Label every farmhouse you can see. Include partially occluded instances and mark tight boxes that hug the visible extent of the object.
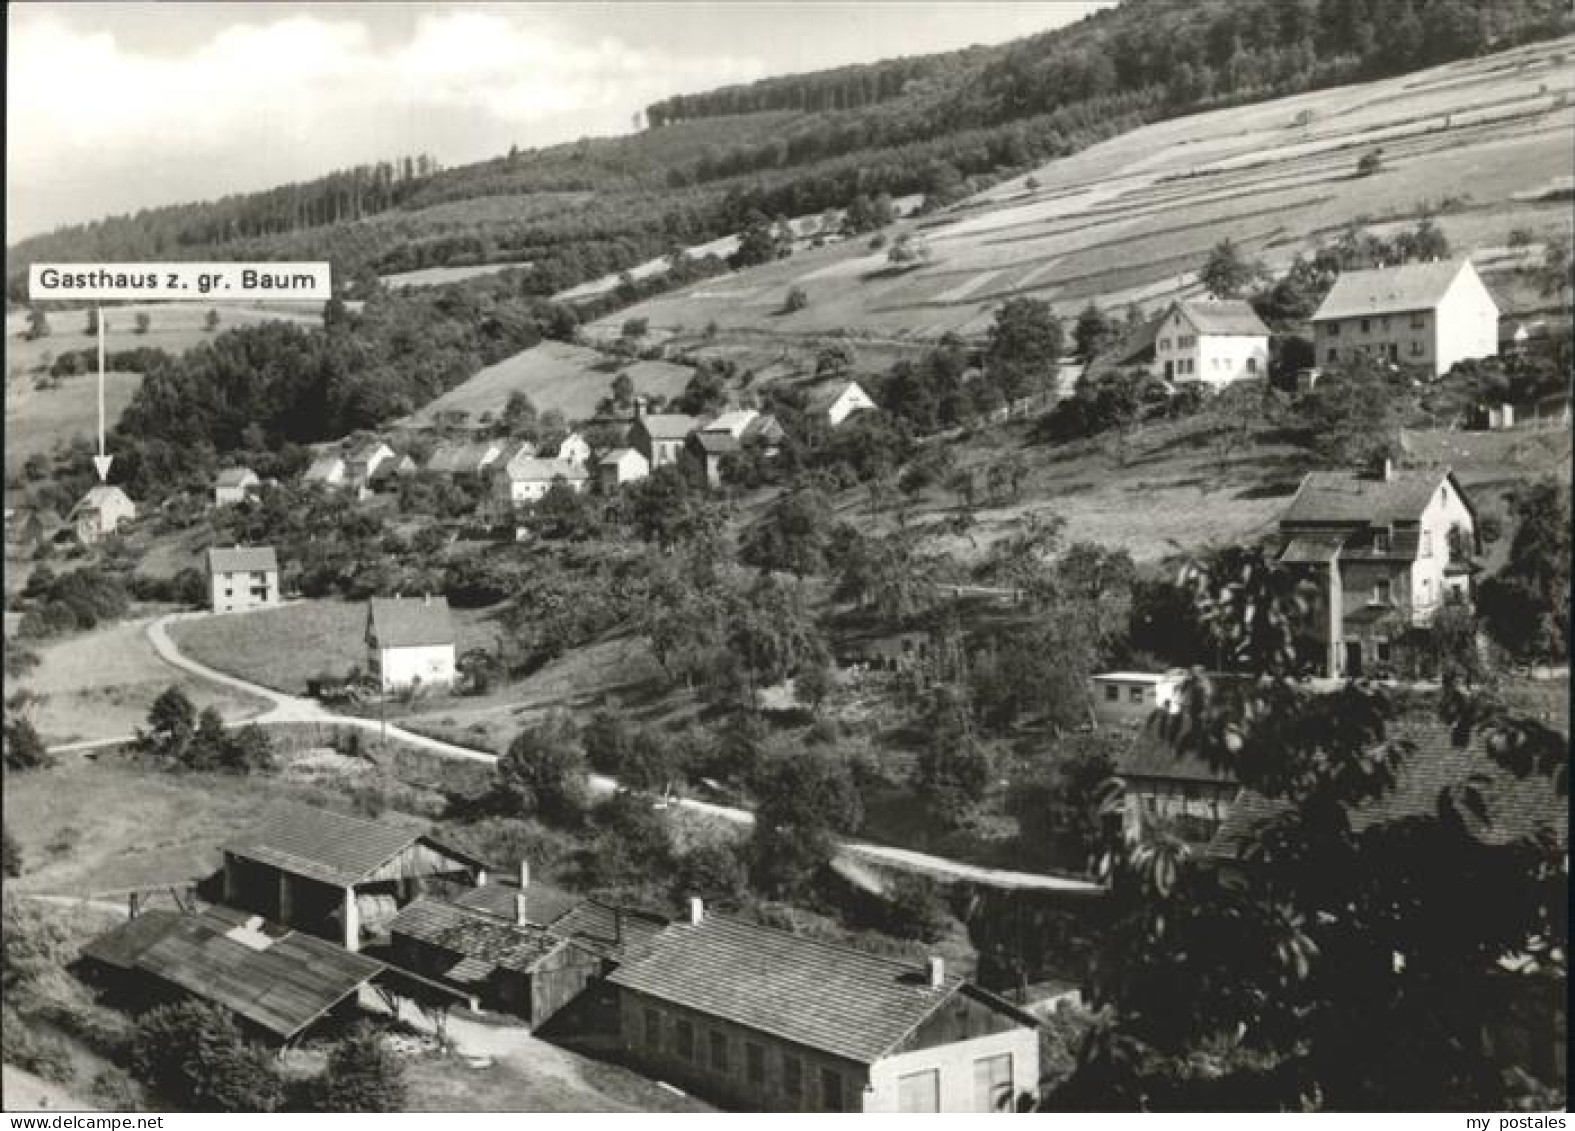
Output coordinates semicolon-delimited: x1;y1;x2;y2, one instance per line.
302;454;346;487
1114;729;1238;846
1277;461;1476;677
366;594;458;693
213;467;260;506
346;441;396;487
608;901;1040;1112
598;447;651;489
205;544;281;614
810;380;876;427
491;456;591;511
79;905;385;1045
1310;258;1499;377
1090;670;1185;728
555;431;592;466
68;484;136;544
221;802;487;952
1151;299;1270;386
684;430;739;488
630;413;700;470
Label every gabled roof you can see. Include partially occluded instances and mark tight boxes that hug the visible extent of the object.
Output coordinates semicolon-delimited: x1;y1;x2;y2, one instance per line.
687;431;740;455
1116;727;1239;786
368;596;455;650
703;409;758;437
303;455;345;479
1172;299;1270;337
69;485;134;517
388;898;569;976
207;545;278;574
1280;466;1466;528
424;442;469;473
633;413;699;440
123;907;385;1041
496;456;589;483
1212;718;1568;857
223;802;478;886
453;880;584;928
1311;259;1482;322
215;468;257;488
550;901;668;964
1086;315;1161;379
808;380;872;414
608;914;1005;1065
349;440;394;463
598;447;646;467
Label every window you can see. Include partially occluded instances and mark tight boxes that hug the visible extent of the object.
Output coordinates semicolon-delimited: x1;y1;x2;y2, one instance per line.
643;1007;661;1049
1326;320;1340;337
821;1068;845;1112
1159;337;1171;351
783;1054;803;1099
1247;357;1258;373
1104;684;1119;702
898;1069;941;1113
1376;638;1393;664
1360;318;1371;333
1327;347;1338;363
1372;579;1392;606
1410;312;1425;329
1421;531;1433;558
1374;527;1391;553
745;1042;765;1086
1129;686;1145;704
675;1018;695;1061
1380;316;1391;330
973;1053;1014;1112
1409;340;1423;356
709;1030;728;1074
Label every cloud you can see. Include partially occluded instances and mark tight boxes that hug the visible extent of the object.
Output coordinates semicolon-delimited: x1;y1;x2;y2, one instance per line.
6;8;766;236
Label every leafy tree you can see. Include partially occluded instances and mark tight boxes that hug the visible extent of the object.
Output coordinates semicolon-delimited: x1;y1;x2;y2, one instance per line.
721;573;830;708
814;342;857;380
306;1025;407;1112
2;828;21;877
1073;301;1116;361
204;308;220;332
492;712;588;823
24;307;49;340
986;298;1063;401
730;212;780;268
917;683;994;822
2;715;51;771
585;791;672;891
782;285;809;313
1356;148;1384;176
887;233;931;266
137;686;197;762
610;372;635;408
739;488;833;576
749;752;862;897
620;317;649;342
1477;477;1570;664
1199;238;1259;299
1300;356;1412;466
134;312;151;335
673;841;748;905
130;1002;283;1112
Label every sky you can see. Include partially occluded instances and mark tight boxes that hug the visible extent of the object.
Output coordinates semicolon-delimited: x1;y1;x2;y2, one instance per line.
6;2;1110;241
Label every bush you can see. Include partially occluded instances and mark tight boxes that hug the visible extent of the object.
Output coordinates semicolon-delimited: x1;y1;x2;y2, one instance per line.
304;1025;407;1112
782;286;809;313
490;711;588;824
91;1066;145;1109
1356;149;1384;176
3;828;21;877
3;715;52;771
1;1008;75;1084
130;1001;284;1112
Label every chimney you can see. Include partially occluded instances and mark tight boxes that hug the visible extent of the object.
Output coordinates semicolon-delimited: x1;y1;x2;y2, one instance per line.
1381;456;1394;482
927;956;945;989
515;890;528;928
633;395;648;419
614;906;624;947
688;897;704;926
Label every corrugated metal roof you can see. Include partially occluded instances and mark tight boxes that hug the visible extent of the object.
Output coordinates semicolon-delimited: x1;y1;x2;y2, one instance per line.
388;899;566;975
1311;259;1478;321
608;915;969;1064
223;803;473;886
368;596;454;650
78;910;184;970
1175;299;1270;337
132;909;384;1040
206;545;278;574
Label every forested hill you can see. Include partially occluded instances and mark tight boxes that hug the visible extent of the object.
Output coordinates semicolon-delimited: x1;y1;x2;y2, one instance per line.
9;0;1571;302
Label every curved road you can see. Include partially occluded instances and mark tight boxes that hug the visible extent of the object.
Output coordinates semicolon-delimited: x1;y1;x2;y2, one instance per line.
58;612;1102;895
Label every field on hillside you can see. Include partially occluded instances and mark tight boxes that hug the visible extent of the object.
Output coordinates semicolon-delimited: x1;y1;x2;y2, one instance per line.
380;259;534;289
16;616;271;746
168;599;501;694
4;368;141;475
593;38;1575;348
402;339;694;428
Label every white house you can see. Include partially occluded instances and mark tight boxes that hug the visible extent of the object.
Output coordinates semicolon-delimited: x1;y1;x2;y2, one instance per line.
702;409;759;439
1090;671;1186;728
214;467;260;507
206;545;281;614
1310;258;1499;378
811;380;877;427
598;447;650;490
347;441;396;487
1151;300;1270;387
366;596;457;694
629;413;700;470
490;457;591;513
555;432;592;467
303;455;346;488
68;485;136;544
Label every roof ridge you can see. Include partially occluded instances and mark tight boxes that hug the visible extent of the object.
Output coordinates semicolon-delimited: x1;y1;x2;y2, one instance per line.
685;912;956;979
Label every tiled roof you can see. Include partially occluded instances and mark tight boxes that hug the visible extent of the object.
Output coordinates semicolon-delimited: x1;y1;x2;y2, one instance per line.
303;456;344;480
1116;727;1239;786
688;431;740;455
496;457;589;483
1312;259;1480;321
598;447;643;466
1279;467;1462;527
1086;315;1161;378
809;381;871;414
130;908;384;1041
453;880;584;928
1279;533;1349;564
703;410;758;437
634;413;699;440
550;901;667;964
206;545;278;574
608;915;972;1064
215;468;256;488
368;596;454;649
1175;299;1270;337
388;898;567;975
69;485;134;517
1211;718;1569;857
223;802;474;886
78;910;185;970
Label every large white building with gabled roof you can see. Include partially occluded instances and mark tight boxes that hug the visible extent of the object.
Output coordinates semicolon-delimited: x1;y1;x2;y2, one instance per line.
1151;299;1271;387
1310;258;1499;377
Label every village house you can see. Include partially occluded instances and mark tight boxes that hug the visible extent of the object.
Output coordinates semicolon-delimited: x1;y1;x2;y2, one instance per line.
68;484;136;544
220;803;487;952
1310;258;1499;377
1114;729;1239;846
457;438;507;478
78;904;386;1046
555;431;592;466
810;380;877;428
205;544;281;614
490;456;591;514
598;447;651;490
213;467;260;506
366;594;458;693
702;409;759;439
346;441;396;488
1090;670;1186;728
607;901;1041;1112
684;430;739;488
370;453;419;486
705;409;786;454
1150;299;1270;386
302;454;347;488
424;440;472;477
1277;461;1477;677
630;412;700;470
